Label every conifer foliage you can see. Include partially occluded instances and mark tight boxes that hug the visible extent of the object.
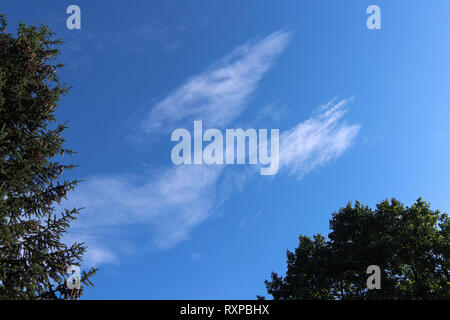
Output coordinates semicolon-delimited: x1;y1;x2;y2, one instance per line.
0;14;96;299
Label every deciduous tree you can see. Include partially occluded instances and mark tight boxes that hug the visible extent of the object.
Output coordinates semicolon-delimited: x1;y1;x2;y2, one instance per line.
264;198;449;300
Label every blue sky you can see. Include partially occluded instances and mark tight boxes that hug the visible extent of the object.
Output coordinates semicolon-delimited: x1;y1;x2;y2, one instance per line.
2;0;450;299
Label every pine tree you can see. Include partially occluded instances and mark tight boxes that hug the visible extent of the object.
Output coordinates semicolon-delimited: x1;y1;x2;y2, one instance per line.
0;14;96;299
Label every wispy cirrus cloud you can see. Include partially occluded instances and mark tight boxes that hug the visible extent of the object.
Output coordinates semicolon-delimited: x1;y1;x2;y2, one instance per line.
63;29;361;267
68;99;360;266
141;29;292;134
280;98;361;178
67;165;223;250
65;29;294;265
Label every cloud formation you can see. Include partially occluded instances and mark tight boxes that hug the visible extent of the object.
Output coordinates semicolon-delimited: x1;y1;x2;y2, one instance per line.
67;99;360;266
66;165;223;253
140;29;292;134
64;30;295;265
280;99;361;178
62;29;360;267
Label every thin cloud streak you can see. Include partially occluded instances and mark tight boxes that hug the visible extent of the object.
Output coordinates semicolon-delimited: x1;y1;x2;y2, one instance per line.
280;99;361;178
65;166;223;252
63;30;294;264
66;98;360;266
140;29;292;134
61;28;360;266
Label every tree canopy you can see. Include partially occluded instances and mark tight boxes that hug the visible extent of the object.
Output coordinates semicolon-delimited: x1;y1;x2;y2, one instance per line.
264;198;449;300
0;14;96;299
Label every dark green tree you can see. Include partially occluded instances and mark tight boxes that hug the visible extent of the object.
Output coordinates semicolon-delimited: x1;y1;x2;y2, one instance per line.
264;198;449;300
0;14;96;299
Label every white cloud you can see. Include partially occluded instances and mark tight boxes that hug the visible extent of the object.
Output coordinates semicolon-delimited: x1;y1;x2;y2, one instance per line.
63;233;118;267
280;98;361;178
83;246;118;267
65;165;223;250
63;30;294;263
140;29;292;134
61;28;361;268
65;98;360;262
